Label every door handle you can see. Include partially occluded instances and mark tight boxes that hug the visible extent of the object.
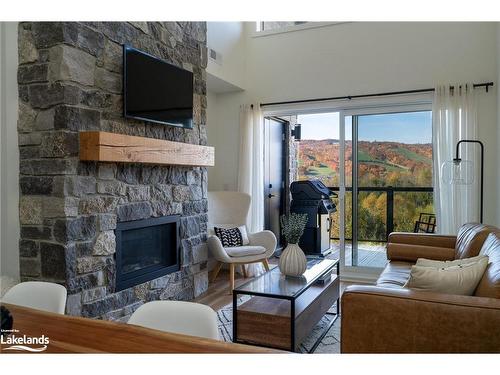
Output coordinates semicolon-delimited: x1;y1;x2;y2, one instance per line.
268;193;276;198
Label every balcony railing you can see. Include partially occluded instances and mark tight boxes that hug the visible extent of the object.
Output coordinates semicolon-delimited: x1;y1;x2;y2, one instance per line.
328;186;434;243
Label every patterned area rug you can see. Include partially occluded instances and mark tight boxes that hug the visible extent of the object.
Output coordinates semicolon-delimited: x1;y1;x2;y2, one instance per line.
217;297;341;353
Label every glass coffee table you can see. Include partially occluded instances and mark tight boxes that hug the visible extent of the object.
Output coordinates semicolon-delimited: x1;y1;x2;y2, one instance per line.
233;258;340;352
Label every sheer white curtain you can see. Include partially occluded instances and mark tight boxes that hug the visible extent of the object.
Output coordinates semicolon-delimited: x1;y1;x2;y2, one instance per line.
237;104;265;277
237;104;265;233
433;83;480;235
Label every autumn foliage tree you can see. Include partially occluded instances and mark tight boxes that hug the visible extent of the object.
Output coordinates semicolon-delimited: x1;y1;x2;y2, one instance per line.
297;139;435;242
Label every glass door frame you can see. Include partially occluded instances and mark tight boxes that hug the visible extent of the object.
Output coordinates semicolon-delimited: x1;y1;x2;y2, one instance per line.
262;94;433;281
340;103;432;277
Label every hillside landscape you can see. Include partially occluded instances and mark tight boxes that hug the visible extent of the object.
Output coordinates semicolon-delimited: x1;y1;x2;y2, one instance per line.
298;139;433;187
296;139;435;241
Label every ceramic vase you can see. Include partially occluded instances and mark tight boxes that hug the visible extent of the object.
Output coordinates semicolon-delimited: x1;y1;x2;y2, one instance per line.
279;243;307;277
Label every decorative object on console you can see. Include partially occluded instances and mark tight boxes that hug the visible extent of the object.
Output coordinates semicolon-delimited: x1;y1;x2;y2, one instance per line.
279;213;308;277
279;243;308;277
441;139;484;223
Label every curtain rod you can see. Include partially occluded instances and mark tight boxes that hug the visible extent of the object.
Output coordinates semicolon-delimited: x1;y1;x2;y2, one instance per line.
259;82;494;107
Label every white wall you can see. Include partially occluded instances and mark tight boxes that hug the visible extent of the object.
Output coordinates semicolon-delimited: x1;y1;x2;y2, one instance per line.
246;22;497;101
206;89;247;191
206;22;247;89
0;22;20;279
207;90;247;191
207;22;500;226
206;22;249;191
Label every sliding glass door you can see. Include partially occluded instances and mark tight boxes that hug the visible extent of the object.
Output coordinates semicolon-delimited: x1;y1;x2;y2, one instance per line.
343;108;434;269
277;103;433;275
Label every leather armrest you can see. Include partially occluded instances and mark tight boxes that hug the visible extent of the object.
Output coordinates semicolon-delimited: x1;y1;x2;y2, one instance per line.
341;285;500;353
386;243;456;262
388;232;456;248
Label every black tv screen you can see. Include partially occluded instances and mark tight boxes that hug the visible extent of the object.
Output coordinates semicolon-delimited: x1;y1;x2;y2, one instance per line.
123;46;193;128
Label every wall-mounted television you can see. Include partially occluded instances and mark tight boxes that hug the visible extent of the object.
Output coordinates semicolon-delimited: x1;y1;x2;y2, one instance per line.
123;45;193;128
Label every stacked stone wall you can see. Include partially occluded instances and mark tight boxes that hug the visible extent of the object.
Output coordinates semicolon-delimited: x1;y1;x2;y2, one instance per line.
17;22;209;320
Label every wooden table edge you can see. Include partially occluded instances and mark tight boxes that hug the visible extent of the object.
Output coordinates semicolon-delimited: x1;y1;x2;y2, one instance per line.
0;303;284;354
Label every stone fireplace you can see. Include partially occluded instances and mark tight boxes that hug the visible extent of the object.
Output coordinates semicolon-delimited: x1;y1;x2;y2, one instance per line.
17;22;209;320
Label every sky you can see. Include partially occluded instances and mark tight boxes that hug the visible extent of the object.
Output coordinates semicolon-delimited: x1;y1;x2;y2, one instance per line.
297;111;432;144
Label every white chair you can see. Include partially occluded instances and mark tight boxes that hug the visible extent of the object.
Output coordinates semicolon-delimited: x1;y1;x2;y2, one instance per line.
207;191;277;292
2;281;67;314
127;301;219;340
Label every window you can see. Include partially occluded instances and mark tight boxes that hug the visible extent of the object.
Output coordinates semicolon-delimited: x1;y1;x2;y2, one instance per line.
296;112;340;187
256;21;307;32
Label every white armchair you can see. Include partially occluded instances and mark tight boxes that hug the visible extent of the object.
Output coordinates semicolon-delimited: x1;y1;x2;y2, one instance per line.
207;191;277;292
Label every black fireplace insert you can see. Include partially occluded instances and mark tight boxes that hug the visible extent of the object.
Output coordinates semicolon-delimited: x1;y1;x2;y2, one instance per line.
115;215;180;291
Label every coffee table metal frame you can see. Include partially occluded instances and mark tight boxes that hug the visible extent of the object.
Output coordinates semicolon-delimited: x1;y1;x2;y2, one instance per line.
232;258;340;353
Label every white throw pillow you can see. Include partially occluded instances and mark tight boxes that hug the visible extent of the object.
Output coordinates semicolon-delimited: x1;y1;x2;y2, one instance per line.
405;256;489;296
238;225;250;245
415;254;486;268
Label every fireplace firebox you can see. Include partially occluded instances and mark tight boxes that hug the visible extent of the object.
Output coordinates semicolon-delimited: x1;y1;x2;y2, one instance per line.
115;215;180;291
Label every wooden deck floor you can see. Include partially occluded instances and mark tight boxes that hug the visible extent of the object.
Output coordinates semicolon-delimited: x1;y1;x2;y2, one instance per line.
331;242;388;268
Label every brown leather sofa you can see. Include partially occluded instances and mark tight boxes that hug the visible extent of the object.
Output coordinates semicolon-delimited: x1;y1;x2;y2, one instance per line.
341;223;500;353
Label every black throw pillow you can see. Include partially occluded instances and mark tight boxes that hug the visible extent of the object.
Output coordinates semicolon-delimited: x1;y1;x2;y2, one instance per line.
214;227;244;247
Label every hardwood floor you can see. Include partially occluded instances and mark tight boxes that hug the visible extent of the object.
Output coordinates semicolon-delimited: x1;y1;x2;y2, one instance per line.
194;267;255;311
194;258;356;311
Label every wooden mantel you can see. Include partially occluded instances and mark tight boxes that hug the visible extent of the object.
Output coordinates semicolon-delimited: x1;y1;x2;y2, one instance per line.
79;131;215;167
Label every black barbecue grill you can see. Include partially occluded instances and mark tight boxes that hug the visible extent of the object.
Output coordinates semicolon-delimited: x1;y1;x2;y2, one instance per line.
290;180;337;256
